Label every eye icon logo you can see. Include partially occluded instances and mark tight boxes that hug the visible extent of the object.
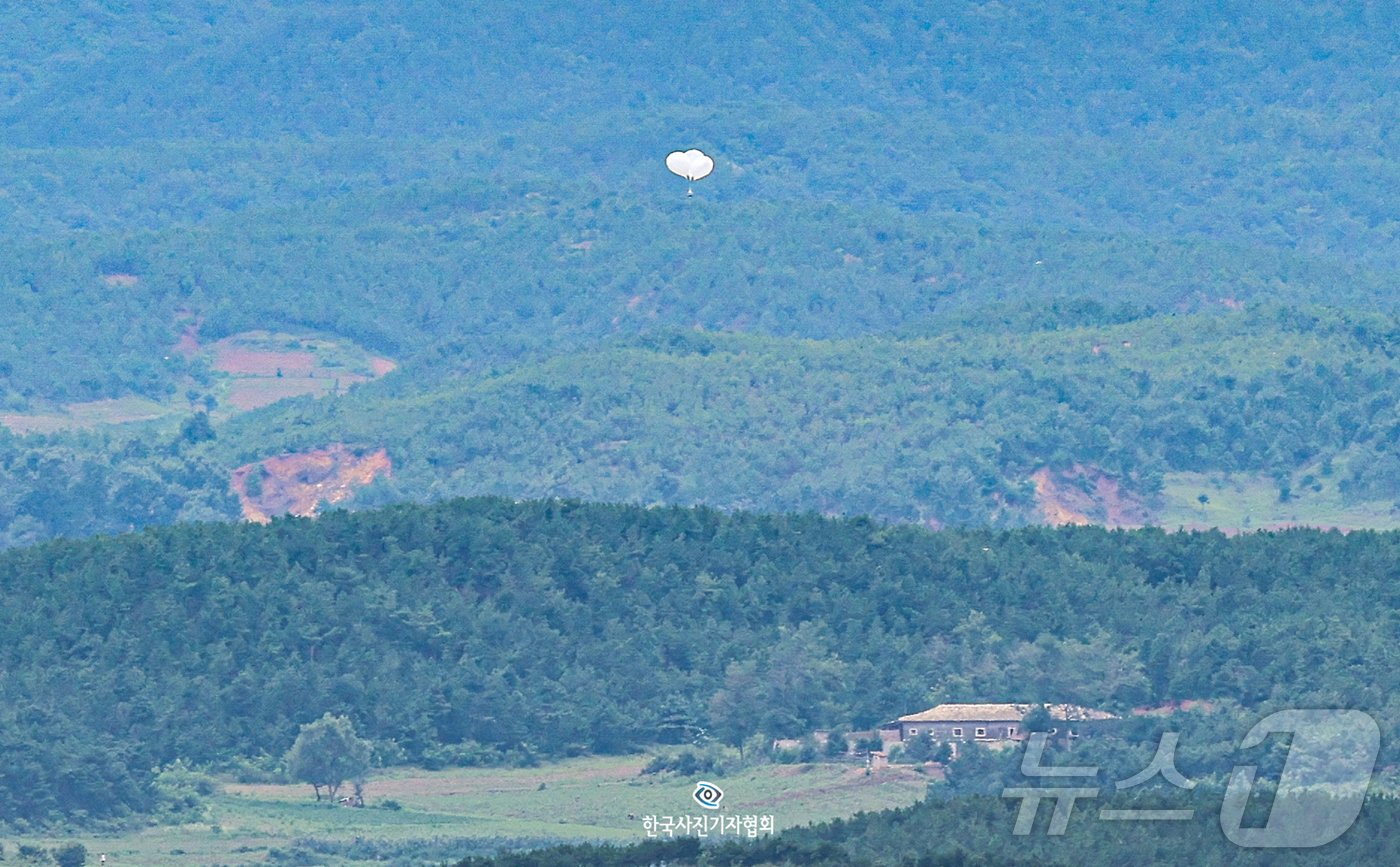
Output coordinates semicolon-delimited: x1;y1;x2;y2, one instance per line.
692;780;724;810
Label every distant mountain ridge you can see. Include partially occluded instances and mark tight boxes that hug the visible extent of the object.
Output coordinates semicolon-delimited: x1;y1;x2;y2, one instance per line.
3;1;1400;406
3;304;1398;546
216;305;1400;530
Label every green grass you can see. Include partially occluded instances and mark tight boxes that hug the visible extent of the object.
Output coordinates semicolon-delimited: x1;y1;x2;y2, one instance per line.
0;328;395;433
1158;467;1400;532
0;395;171;435
12;756;928;866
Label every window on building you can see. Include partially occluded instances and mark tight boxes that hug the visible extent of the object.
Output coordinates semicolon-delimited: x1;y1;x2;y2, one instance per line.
975;727;987;738
952;727;963;737
908;728;918;736
1007;726;1017;737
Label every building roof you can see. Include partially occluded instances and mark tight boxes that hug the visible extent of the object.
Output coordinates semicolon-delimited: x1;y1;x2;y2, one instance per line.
895;702;1118;724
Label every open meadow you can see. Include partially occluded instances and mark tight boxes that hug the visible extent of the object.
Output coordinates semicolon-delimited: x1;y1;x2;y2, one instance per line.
12;756;929;866
1158;469;1400;532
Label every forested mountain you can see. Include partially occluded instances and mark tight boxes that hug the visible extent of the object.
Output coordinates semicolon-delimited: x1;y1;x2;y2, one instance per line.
4;1;1400;548
223;305;1400;526
5;496;1400;825
5;4;1400;863
4;1;1400;407
0;423;236;548
5;304;1399;546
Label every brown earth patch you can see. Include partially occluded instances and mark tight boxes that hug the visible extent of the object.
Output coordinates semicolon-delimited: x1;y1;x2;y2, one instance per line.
1031;464;1149;528
173;309;203;358
200;330;397;411
231;445;391;523
1031;468;1092;526
213;342;318;377
101;273;139;288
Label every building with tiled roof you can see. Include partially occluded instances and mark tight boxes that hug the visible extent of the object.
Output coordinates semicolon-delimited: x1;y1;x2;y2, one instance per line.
882;702;1117;743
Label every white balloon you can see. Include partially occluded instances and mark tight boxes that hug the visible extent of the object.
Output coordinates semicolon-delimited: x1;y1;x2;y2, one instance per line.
666;149;715;182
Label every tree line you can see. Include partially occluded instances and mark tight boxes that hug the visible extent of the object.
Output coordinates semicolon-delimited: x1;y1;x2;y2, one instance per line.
2;495;1400;825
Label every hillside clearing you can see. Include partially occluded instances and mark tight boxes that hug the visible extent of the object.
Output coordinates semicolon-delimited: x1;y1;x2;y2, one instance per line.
14;757;928;866
0;329;396;434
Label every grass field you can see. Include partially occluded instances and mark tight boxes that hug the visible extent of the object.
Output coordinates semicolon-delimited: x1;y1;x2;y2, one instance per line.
11;756;930;866
0;396;172;435
0;329;397;434
211;330;395;412
1158;469;1400;532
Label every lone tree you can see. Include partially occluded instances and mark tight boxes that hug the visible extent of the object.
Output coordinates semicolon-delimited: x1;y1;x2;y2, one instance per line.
54;844;87;867
1021;705;1055;734
285;713;372;802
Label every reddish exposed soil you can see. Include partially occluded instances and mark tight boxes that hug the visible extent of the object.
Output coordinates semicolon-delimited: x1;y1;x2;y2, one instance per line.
1031;464;1149;528
173;309;204;358
213;342;318;377
174;326;201;358
231;445;391;523
218;346;385;410
191;328;397;411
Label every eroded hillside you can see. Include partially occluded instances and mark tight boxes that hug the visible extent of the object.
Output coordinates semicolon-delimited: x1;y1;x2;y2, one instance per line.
231;445;391;523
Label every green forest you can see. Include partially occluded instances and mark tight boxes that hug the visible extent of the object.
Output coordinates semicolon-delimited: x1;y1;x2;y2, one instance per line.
4;496;1400;831
4;1;1400;545
221;305;1400;525
7;304;1400;545
3;2;1400;864
3;0;1400;408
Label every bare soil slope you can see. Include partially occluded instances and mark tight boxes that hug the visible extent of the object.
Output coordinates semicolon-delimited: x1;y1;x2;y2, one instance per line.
231;445;391;523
